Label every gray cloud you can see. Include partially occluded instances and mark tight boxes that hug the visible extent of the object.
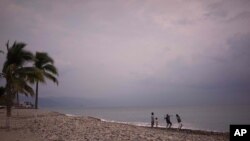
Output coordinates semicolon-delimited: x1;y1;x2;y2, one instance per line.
0;0;250;106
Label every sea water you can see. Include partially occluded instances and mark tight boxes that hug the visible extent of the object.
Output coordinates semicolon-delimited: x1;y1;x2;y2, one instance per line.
44;104;250;132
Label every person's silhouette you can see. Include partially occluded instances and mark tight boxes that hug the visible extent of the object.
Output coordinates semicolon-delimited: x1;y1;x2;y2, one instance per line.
164;114;172;128
151;112;154;128
176;114;183;129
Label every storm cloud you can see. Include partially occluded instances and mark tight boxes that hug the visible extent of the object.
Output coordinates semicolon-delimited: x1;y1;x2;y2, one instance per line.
0;0;250;107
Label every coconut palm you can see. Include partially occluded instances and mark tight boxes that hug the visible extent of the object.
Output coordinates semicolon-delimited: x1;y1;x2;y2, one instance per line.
0;86;5;104
34;52;58;109
1;41;44;127
0;87;4;95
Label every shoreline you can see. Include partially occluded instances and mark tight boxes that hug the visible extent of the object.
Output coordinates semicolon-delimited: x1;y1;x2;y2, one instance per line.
87;115;228;135
0;109;229;141
65;113;228;134
99;117;228;134
43;106;234;133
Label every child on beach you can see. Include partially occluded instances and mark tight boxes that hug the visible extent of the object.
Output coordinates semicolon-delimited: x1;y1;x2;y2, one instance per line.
176;114;183;129
164;114;172;128
155;117;158;127
151;112;154;128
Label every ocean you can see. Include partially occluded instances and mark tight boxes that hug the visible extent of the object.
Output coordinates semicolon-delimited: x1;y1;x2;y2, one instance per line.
44;104;250;132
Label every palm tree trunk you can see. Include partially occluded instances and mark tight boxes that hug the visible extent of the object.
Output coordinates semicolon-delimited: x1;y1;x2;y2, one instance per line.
6;104;11;117
16;92;19;105
35;81;39;109
6;90;12;128
6;104;11;128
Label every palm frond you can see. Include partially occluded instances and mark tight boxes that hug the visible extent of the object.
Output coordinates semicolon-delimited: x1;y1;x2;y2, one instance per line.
35;52;54;68
34;51;58;84
12;79;25;93
43;64;58;75
16;67;45;83
44;72;58;85
0;72;5;78
3;41;34;72
23;84;35;97
6;40;9;50
8;68;35;97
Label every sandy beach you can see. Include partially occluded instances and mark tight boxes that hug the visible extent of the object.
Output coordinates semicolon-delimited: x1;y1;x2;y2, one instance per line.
0;109;229;141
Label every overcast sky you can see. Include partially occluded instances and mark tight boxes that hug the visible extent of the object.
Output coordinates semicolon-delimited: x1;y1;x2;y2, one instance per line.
0;0;250;106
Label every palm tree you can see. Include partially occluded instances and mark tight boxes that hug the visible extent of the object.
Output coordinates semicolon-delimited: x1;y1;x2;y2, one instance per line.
0;86;5;105
34;52;58;109
1;41;44;127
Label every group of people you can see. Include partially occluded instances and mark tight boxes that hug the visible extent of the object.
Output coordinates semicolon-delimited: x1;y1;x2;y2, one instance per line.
151;112;183;129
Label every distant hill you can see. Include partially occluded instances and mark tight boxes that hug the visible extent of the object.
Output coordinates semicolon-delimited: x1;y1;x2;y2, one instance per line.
15;96;96;108
39;97;97;108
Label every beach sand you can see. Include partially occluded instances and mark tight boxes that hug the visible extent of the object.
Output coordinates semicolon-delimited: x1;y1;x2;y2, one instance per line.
0;109;229;141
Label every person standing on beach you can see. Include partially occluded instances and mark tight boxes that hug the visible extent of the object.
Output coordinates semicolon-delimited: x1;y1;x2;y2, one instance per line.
176;114;183;129
164;114;172;128
151;112;154;128
155;117;158;127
